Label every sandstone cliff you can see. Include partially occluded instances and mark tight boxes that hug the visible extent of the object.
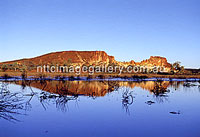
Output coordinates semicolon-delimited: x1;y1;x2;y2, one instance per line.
0;51;172;71
0;51;115;66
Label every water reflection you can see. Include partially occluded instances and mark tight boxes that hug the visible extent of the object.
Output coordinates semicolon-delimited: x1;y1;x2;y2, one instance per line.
1;80;200;137
13;80;120;97
0;83;25;122
0;80;190;121
8;80;183;96
121;87;134;115
39;91;78;112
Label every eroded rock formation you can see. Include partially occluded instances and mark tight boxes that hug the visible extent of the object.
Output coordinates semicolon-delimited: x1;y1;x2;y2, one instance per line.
0;51;172;72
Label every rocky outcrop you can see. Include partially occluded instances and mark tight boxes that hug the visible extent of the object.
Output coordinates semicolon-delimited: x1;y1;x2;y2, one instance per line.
116;56;171;71
1;51;115;65
0;51;172;72
138;56;172;72
139;56;171;67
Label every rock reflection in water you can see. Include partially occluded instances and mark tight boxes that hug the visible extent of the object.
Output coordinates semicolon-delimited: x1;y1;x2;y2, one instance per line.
0;80;184;121
13;80;120;97
9;80;183;97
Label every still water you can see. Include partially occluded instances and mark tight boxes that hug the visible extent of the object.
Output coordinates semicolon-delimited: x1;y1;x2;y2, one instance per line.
0;80;200;137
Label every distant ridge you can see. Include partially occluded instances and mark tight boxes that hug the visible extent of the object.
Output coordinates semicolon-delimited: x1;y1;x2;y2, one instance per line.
0;51;172;71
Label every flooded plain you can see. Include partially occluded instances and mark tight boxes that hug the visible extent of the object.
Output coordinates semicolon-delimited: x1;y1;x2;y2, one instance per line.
0;80;200;137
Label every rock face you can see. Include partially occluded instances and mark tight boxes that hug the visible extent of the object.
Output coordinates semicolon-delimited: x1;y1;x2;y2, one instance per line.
1;51;116;66
0;51;172;72
137;56;172;71
116;56;172;72
139;56;171;67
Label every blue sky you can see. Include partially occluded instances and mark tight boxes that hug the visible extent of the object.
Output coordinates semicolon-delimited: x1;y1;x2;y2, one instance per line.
0;0;199;68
